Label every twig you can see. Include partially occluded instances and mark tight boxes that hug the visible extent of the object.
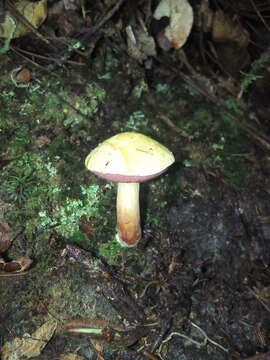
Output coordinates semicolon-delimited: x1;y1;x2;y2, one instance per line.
11;45;86;67
162;321;228;352
178;49;198;77
248;287;270;313
20;0;127;77
159;115;193;140
80;0;127;43
249;0;270;32
191;322;228;352
29;77;95;124
139;280;160;298
10;45;43;68
0;271;29;277
81;0;127;58
156;57;270;152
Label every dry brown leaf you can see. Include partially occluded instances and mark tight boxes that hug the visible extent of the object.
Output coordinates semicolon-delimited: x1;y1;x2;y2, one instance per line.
32;135;51;149
1;320;58;360
245;352;270;360
126;25;156;62
154;0;194;49
0;221;13;253
0;0;47;39
0;255;33;272
212;10;249;48
0;156;12;170
15;68;31;83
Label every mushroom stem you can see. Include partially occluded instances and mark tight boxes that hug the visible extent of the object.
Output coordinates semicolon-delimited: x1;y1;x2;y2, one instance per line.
116;182;141;247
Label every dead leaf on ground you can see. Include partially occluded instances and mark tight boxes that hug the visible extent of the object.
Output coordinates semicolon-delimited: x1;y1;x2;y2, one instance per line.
56;10;84;37
153;0;194;50
0;320;58;360
0;0;47;39
32;135;51;149
209;10;250;75
14;68;31;83
0;221;13;253
126;25;156;62
0;156;12;169
212;10;249;48
80;222;96;237
0;255;33;272
245;352;270;360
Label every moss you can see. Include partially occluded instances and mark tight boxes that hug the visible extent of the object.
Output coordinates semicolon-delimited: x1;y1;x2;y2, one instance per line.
98;238;122;262
0;56;255;265
0;75;112;255
47;136;74;159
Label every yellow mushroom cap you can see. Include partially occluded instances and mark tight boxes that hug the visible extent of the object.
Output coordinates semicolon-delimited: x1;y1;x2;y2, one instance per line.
85;132;175;182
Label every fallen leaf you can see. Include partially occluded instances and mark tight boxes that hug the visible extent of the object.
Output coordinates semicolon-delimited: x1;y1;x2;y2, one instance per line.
0;255;33;272
126;25;156;62
245;352;270;360
1;320;58;360
212;10;249;48
0;0;47;39
80;222;96;237
154;0;194;49
0;156;12;169
32;135;51;149
210;10;250;76
0;221;13;253
15;68;31;83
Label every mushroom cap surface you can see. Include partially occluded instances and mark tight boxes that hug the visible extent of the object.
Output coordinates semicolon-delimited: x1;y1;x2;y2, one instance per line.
85;132;175;182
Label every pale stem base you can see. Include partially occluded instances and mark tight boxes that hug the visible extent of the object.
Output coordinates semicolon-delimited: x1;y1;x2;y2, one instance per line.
116;182;141;247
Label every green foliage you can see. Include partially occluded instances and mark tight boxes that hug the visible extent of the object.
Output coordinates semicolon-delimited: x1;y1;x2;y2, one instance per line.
98;238;121;261
182;108;216;139
239;73;259;96
212;136;225;151
0;90;18;133
47;136;74;159
97;73;112;80
25;78;106;135
9;129;32;154
223;98;244;116
219;98;243;135
105;54;120;70
72;41;85;50
251;50;270;73
96;54;120;80
132;79;148;98
0;89;15;99
61;84;105;136
194;109;213;123
155;83;169;93
145;212;162;227
5;166;37;204
126;111;148;131
1;148;113;244
239;49;270;96
38;185;103;239
1;152;57;204
0;75;113;255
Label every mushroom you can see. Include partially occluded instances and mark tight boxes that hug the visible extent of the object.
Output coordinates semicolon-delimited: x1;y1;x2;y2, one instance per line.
85;132;175;247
